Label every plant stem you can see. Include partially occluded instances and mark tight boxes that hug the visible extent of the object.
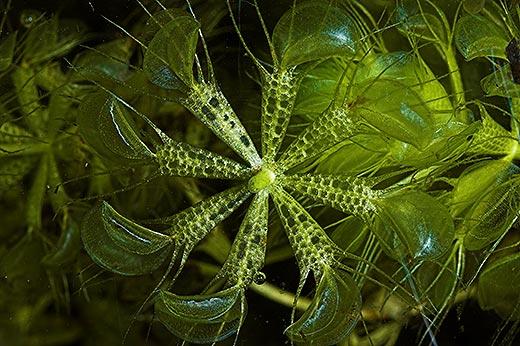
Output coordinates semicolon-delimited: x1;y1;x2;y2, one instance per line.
250;282;311;311
444;46;470;124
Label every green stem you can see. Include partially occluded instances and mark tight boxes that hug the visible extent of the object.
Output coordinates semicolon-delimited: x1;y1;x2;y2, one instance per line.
250;282;311;311
444;46;470;124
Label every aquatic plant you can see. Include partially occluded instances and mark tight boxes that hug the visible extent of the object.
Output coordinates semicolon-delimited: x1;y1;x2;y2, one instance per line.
1;0;520;345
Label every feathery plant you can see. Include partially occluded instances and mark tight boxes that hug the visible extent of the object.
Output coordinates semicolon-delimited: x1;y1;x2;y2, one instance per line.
1;0;520;345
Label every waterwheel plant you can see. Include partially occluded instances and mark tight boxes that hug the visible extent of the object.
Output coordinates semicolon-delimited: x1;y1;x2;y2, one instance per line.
1;0;520;345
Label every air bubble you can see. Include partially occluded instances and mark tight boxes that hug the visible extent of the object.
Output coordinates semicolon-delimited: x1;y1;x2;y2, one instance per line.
253;271;266;285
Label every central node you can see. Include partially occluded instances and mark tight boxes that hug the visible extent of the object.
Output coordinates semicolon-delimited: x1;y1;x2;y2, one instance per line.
248;167;277;192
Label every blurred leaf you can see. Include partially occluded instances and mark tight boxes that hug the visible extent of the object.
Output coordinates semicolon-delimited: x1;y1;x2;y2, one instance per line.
478;252;520;319
416;255;457;310
463;0;486;14
42;220;81;268
0;32;16;71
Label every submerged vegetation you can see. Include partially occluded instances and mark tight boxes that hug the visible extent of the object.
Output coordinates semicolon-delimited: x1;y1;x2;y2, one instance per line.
1;0;520;345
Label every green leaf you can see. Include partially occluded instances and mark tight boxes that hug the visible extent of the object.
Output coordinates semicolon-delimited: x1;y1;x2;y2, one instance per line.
355;52;453;116
317;134;388;176
468;103;518;156
374;191;455;260
272;186;338;272
331;216;368;253
478;252;520;320
155;136;251;179
455;14;509;60
463;177;520;250
278;106;360;170
158;185;251;270
81;203;171;275
22;17;87;64
99;202;172;255
184;83;261;167
260;69;299;163
272;2;359;67
462;0;486;14
451;160;519;217
481;64;520;98
416;255;457;310
354;79;434;149
285;267;361;345
72;39;132;81
0;33;16;71
143;14;199;88
77;92;154;165
217;190;269;285
394;0;447;43
155;286;244;343
281;173;377;222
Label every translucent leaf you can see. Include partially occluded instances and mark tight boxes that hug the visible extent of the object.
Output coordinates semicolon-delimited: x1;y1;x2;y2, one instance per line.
355;52;453;116
77;92;154;165
399;13;446;43
72;39;132;81
272;2;359;67
99;202;172;255
143;14;199;88
463;177;520;250
478;252;520;320
155;136;251;179
271;186;337;271
354;79;434;149
285;267;361;345
463;0;486;14
218;190;269;285
394;0;447;43
455;15;509;60
155;286;244;343
184;83;261;166
317;134;388;175
260;69;299;163
81;203;171;276
279;107;360;170
388;120;476;168
416;255;458;310
451;160;519;217
293;58;352;116
331;216;368;253
22;17;87;64
281;173;377;221
374;191;455;260
481;64;520;98
0;33;16;71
